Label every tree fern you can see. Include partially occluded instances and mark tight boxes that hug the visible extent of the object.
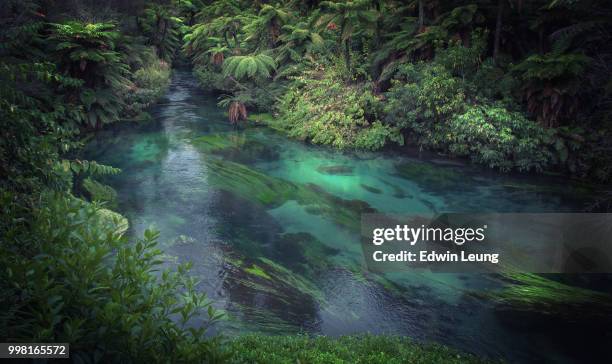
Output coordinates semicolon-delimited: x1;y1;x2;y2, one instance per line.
222;53;276;79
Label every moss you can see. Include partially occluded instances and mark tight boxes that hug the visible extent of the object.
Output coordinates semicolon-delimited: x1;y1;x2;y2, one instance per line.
226;334;491;364
245;264;272;280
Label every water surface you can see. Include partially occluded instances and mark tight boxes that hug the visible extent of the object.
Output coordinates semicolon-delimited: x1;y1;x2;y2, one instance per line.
84;72;601;363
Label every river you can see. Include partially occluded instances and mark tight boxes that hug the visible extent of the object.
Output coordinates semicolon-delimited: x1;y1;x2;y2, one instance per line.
83;71;604;363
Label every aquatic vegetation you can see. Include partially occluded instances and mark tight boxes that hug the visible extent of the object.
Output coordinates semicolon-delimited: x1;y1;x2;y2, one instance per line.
221;254;325;323
129;134;169;163
192;133;279;163
317;165;354;176
245;264;272;280
226;334;490;364
360;183;383;194
489;272;612;325
270;232;339;273
203;158;375;230
394;161;474;193
378;179;411;199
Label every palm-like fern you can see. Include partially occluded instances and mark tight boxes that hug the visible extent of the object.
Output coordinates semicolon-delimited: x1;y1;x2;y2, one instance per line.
48;21;130;128
514;52;590;127
276;19;325;64
319;0;378;72
244;4;291;48
222;53;277;79
139;4;183;63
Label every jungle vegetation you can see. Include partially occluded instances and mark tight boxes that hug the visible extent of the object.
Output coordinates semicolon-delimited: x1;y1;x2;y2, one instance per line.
186;0;612;180
1;0;611;362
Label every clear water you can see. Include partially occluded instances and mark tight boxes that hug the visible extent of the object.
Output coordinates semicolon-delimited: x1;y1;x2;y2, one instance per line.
83;72;604;363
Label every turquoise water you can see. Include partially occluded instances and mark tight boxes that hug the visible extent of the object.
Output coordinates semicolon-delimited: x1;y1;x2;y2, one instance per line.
83;72;603;363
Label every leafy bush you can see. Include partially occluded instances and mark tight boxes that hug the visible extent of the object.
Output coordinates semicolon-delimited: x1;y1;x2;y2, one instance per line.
194;64;230;91
126;56;172;116
384;63;553;172
278;67;402;150
384;62;466;136
445;104;552;172
0;192;224;363
434;29;487;81
82;177;118;209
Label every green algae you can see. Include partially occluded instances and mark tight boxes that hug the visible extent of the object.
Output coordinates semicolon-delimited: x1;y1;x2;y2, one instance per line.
191;133;232;153
270;232;339;273
316;165;354;176
245;264;272;280
192;133;279;163
394;161;473;192
202;158;376;230
488;272;612;324
360;183;382;194
257;257;325;304
379;179;412;199
129;134;169;163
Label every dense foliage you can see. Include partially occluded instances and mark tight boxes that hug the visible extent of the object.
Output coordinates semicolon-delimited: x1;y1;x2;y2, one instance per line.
0;1;222;362
185;0;612;181
2;0;611;362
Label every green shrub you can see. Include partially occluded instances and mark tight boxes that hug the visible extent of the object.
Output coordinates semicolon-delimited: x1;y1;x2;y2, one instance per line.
194;64;231;91
384;62;553;172
126;57;172;115
384;62;466;131
82;177;118;209
0;192;224;363
445;104;552;172
278;67;402;150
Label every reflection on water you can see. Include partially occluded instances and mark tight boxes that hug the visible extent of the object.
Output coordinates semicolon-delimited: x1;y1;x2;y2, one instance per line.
83;72;605;363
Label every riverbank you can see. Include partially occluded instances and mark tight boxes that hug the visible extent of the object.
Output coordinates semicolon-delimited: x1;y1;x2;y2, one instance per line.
226;335;491;363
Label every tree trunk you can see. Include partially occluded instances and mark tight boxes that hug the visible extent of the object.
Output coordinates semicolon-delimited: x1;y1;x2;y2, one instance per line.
493;0;504;63
418;0;425;31
344;38;351;74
